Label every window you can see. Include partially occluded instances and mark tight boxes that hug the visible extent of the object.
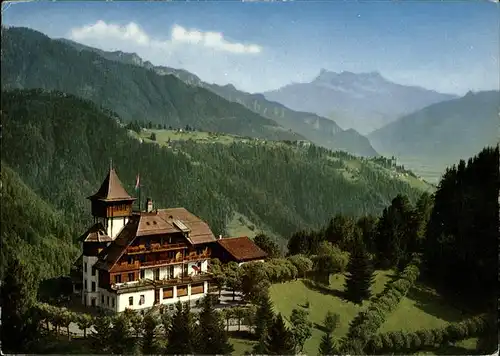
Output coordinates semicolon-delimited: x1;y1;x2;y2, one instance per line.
107;296;110;306
140;270;145;279
101;295;104;304
139;295;145;305
84;262;88;273
128;256;134;264
112;298;115;308
91;267;96;276
115;275;122;284
128;272;134;282
91;282;96;292
129;296;133;306
84;279;87;290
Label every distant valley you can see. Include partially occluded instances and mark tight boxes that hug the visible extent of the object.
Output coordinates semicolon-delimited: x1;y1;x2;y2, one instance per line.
263;69;456;134
368;90;499;181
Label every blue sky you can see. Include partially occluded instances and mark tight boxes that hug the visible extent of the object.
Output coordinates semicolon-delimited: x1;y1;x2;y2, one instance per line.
3;1;499;94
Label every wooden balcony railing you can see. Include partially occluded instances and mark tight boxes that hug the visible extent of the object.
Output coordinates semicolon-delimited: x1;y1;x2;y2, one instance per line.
152;273;213;287
140;253;210;268
111;261;140;272
126;242;188;255
111;273;213;291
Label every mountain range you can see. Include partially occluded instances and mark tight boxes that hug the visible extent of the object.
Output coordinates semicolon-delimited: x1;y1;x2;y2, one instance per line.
263;69;457;134
0;27;377;157
368;90;499;170
57;37;378;157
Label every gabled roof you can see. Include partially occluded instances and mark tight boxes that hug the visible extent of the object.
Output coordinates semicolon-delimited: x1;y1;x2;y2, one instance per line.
94;216;140;271
93;208;216;271
157;208;216;245
88;168;136;202
79;222;112;243
217;236;268;262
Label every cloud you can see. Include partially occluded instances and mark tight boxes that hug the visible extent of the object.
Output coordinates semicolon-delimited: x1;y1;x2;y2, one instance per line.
170;25;261;54
70;20;261;54
71;21;150;46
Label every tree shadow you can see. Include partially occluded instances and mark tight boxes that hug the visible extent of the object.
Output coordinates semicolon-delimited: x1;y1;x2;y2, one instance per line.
228;330;255;340
406;284;468;323
301;279;346;300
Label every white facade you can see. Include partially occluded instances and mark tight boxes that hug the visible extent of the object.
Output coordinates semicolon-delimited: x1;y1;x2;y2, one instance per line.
95;216;129;240
83;258;211;313
109;280;209;313
82;255;100;306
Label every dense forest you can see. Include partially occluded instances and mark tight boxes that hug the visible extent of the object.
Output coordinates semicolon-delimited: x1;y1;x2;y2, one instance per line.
287;145;499;309
0;165;79;281
1;89;428;280
0;27;302;142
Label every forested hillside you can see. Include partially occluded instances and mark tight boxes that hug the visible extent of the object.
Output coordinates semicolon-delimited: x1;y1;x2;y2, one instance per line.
1;89;427;244
0;27;302;142
0;164;79;280
58;37;379;157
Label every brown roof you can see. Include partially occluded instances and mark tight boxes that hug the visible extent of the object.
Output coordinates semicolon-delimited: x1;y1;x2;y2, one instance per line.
135;212;180;236
79;223;113;243
94;216;140;271
94;208;215;271
88;168;136;202
156;208;216;244
217;236;268;262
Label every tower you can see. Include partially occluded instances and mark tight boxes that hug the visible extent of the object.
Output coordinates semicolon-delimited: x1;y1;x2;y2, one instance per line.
81;166;136;307
87;167;136;239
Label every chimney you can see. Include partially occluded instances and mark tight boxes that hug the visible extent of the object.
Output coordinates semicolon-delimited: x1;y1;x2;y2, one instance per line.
218;235;222;240
146;198;153;213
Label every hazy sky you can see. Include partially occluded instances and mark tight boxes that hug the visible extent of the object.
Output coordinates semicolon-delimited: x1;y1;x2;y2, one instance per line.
3;1;499;95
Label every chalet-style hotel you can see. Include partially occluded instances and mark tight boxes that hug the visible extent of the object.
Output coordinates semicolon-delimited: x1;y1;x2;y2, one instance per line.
78;167;267;312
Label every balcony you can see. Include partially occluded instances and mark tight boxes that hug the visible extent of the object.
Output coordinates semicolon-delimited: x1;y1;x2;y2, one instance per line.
111;261;140;272
140;253;210;269
152;273;213;287
126;242;188;255
110;273;213;292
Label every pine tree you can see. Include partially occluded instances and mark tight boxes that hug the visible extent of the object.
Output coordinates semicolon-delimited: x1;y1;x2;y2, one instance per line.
90;315;112;354
318;331;335;355
195;295;234;355
344;242;375;305
0;258;39;353
159;306;172;338
263;313;296;355
142;313;159;355
165;302;193;354
110;313;136;354
290;308;312;353
254;291;275;339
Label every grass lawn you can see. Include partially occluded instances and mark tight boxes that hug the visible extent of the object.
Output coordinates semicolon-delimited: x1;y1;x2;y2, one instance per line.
140;129;243;145
230;270;475;355
230;336;257;356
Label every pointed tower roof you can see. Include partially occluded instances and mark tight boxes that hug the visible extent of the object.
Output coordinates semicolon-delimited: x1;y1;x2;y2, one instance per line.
88;168;136;202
